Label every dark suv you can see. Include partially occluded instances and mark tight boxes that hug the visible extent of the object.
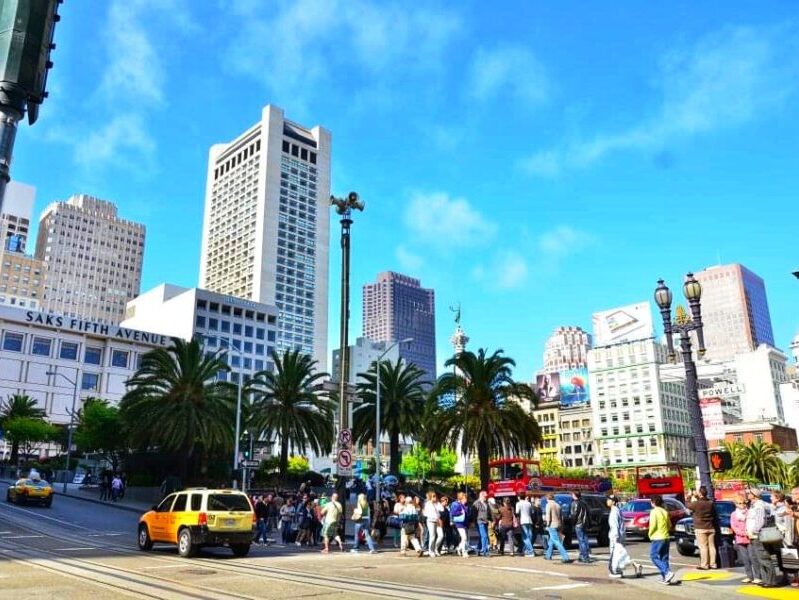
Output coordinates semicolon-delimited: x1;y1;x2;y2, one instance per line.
543;493;611;548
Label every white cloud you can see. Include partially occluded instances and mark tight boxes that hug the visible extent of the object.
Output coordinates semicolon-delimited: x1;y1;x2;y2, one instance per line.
522;24;799;176
223;0;461;112
395;244;424;272
469;45;550;106
471;249;529;290
537;225;595;261
404;192;497;249
75;114;155;167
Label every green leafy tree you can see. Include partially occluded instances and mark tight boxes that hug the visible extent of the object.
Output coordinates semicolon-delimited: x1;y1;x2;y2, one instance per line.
74;398;126;471
352;358;428;475
249;349;334;481
0;394;45;464
539;456;564;475
434;447;458;477
119;337;236;480
401;445;458;479
287;455;310;475
426;348;541;490
5;417;57;458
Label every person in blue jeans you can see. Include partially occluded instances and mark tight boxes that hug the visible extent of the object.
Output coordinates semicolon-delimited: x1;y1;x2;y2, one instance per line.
648;495;675;584
543;493;571;563
570;491;591;563
515;493;535;556
473;491;492;557
350;493;377;553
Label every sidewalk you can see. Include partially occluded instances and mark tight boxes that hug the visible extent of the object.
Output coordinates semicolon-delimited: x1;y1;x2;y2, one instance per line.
0;478;151;514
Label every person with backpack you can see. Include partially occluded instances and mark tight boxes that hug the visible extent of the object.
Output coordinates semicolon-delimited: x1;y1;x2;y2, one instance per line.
473;490;492;557
450;492;469;557
570;491;591;563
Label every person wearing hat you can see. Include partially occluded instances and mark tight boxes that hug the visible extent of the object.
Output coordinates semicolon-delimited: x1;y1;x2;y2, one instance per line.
746;488;778;587
606;495;642;578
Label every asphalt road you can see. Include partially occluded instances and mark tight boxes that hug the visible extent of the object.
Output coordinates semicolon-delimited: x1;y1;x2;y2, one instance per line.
0;483;785;600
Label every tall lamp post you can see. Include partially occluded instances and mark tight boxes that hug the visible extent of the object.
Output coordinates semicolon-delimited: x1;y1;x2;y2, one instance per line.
46;370;79;493
226;340;245;490
654;273;713;498
374;337;413;502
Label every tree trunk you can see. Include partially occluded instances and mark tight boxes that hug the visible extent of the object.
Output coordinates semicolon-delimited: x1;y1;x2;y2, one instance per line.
279;433;289;483
389;432;400;476
9;440;19;466
478;438;490;491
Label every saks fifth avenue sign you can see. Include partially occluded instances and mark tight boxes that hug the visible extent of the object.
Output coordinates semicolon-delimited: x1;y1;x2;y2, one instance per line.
698;383;746;400
20;309;169;347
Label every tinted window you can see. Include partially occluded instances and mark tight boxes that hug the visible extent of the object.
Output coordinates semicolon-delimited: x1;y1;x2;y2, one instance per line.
84;347;102;365
60;342;79;360
156;495;176;512
3;332;23;351
111;350;128;368
622;501;652;512
171;494;188;512
207;494;251;512
31;337;52;356
191;494;202;511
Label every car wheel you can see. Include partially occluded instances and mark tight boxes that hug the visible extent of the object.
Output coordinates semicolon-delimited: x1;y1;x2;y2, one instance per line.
43;499;52;508
178;528;196;558
677;544;696;557
231;543;250;557
138;524;153;551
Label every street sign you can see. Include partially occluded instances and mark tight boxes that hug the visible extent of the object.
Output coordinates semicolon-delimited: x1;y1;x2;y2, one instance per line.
241;460;260;468
337;449;353;477
338;428;353;449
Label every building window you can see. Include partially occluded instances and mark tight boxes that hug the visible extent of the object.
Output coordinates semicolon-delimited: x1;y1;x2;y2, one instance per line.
267;330;276;342
60;341;79;360
195;315;206;328
111;349;129;368
31;337;52;357
81;372;99;391
208;318;218;331
3;332;23;352
84;347;102;365
221;320;230;333
233;323;242;335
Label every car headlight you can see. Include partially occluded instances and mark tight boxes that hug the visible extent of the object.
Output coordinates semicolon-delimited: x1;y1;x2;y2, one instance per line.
720;527;732;535
675;524;686;532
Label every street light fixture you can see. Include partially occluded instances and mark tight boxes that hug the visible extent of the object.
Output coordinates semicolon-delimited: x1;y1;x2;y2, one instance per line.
374;337;413;502
654;273;713;498
220;339;246;491
46;370;79;493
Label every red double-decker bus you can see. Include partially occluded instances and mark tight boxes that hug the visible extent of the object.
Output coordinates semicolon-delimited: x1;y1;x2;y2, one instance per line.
487;457;612;498
635;463;685;503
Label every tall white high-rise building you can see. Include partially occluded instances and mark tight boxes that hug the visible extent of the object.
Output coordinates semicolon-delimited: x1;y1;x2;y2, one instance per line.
540;325;592;373
35;195;145;324
199;105;331;368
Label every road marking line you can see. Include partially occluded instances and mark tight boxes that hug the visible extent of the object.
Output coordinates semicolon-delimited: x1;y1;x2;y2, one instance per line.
3;534;44;539
54;547;96;551
86;533;127;537
487;566;570;578
0;531;12;534
530;584;589;591
139;564;189;570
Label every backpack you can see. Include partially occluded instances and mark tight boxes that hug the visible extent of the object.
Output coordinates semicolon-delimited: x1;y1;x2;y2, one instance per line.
451;501;466;524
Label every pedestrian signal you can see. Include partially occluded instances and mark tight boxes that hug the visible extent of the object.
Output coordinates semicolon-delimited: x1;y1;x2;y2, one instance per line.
709;450;732;472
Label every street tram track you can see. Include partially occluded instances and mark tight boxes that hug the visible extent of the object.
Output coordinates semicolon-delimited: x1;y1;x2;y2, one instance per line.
0;505;523;600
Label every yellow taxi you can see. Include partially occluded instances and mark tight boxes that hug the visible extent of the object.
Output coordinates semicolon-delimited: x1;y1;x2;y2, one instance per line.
137;488;255;558
6;476;53;507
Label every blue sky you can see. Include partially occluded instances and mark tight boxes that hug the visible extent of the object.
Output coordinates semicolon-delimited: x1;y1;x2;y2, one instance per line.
12;0;799;379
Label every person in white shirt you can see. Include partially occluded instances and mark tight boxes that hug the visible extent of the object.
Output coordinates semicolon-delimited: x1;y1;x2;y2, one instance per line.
516;493;535;556
423;491;442;558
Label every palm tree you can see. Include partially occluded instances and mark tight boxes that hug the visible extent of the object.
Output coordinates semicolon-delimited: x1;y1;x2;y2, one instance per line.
119;337;235;480
425;348;541;490
352;358;428;475
0;394;45;465
249;349;334;481
726;440;784;484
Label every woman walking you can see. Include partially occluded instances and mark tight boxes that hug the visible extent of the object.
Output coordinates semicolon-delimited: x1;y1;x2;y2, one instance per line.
450;492;470;557
607;495;643;578
400;496;423;556
423;491;442;558
351;493;377;553
730;494;755;583
497;497;516;555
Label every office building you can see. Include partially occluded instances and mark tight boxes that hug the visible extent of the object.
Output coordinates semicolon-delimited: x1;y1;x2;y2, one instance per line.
533;399;560;462
0;181;35;252
362;271;436;383
35;195;145;324
559;405;594;469
693;263;775;362
122;284;278;385
541;326;591;373
199;105;330;368
0;181;45;310
734;344;789;423
724;421;797;451
589;334;694;473
331;336;400;386
0;304;168;460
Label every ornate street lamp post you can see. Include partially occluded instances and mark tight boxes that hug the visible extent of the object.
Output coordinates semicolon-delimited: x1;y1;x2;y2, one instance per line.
654;273;713;498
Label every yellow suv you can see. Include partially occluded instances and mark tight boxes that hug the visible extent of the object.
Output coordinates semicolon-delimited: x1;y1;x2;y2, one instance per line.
137;488;255;557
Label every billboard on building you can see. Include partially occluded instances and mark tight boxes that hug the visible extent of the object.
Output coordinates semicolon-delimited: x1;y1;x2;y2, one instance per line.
700;397;725;442
592;302;654;346
559;367;590;408
535;372;560;403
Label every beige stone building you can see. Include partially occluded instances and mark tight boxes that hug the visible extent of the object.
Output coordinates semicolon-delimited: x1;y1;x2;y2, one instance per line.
35;195;145;324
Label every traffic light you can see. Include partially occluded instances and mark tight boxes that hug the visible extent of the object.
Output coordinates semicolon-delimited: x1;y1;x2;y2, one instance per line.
709;450;732;472
242;431;251;459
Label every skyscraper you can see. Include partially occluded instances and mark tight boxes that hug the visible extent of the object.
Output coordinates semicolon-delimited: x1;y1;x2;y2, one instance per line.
362;271;436;383
35;195;145;324
541;326;592;372
693;263;775;362
199;105;330;368
0;181;45;309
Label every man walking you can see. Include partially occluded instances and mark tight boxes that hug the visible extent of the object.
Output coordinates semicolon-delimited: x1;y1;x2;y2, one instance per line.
473;491;492;557
570;491;591;563
515;492;535;556
544;493;571;563
320;493;344;553
687;487;717;569
648;495;675;584
253;495;269;545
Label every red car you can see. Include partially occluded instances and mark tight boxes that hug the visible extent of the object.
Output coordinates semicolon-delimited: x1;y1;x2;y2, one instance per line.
621;497;689;539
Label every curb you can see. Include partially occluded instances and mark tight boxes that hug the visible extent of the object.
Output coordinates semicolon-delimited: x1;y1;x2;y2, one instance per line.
0;479;146;515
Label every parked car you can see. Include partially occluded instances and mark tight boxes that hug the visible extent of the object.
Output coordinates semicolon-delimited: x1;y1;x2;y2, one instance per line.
542;492;611;548
674;500;736;556
621;497;689;539
138;488;255;558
